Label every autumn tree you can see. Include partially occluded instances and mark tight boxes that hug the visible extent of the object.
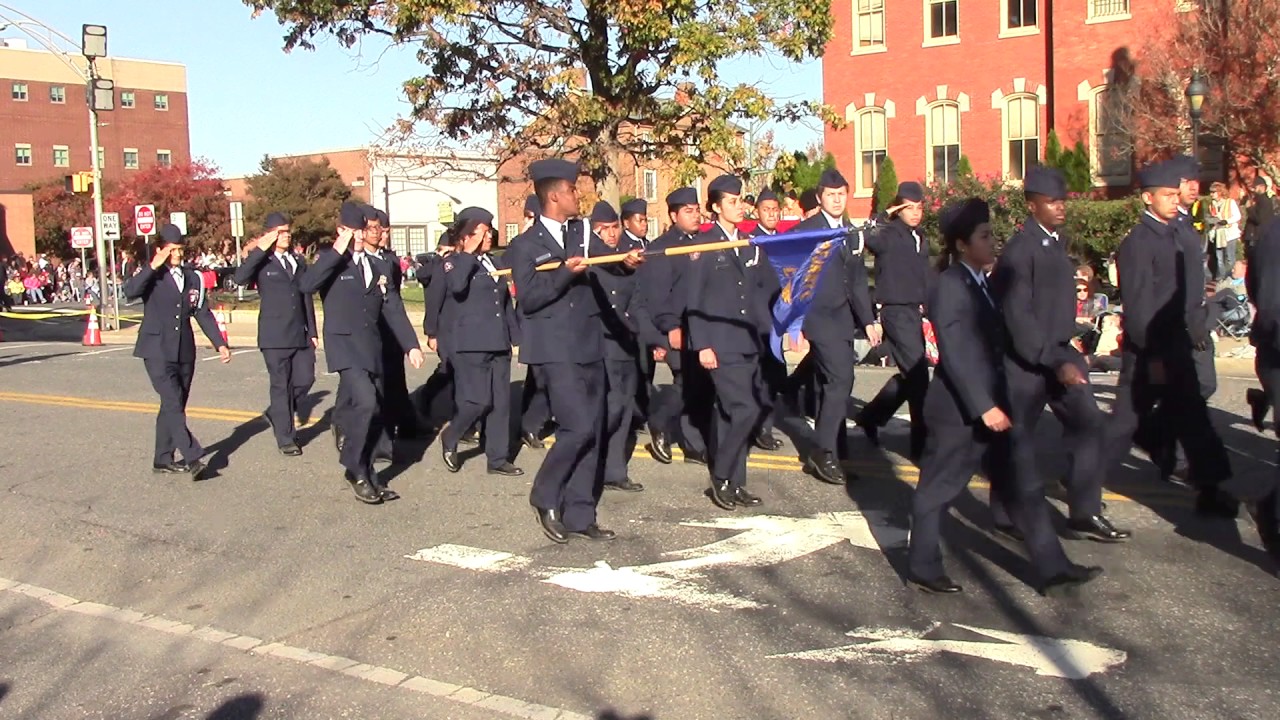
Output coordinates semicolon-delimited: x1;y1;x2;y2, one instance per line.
105;160;231;251
244;0;838;187
1117;0;1280;178
28;179;95;258
244;156;352;249
772;147;836;193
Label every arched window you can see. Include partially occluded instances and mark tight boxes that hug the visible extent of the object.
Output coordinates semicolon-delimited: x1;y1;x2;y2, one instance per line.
926;101;961;183
855;108;888;194
1004;94;1040;180
1090;86;1130;184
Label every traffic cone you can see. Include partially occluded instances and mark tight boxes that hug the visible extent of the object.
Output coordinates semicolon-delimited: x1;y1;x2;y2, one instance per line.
82;307;102;346
215;304;229;345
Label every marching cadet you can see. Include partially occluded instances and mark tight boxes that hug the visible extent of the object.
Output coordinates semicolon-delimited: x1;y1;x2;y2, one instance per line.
124;223;231;480
505;159;643;543
522;194;539;231
638;187;712;466
620;198;655;429
1246;219;1280;562
744;187;786;452
907;198;1101;596
415;231;455;431
1101;162;1236;518
855;181;931;460
368;207;420;443
439;208;523;477
233;212;317;456
986;167;1129;543
300;201;425;505
687;175;774;509
793;169;879;485
589;200;649;492
516;194;555;450
621;198;650;250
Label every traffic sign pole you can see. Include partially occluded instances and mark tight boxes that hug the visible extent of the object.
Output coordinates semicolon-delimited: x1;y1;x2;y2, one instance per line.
230;201;245;300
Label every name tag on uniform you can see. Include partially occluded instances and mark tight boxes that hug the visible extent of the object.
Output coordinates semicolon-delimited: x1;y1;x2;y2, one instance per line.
534;253;553;264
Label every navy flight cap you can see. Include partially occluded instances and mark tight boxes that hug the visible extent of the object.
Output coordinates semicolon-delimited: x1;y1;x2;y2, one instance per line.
264;211;290;230
1023;166;1068;200
666;187;699;208
1137;162;1181;190
158;223;185;245
620;198;647;218
756;187;779;204
529;158;579;183
523;194;540;216
817;169;849;191
940;197;991;241
456;207;495;226
590;201;619;224
339;201;368;230
897;181;925;203
707;174;743;196
373;208;390;225
1172;154;1201;181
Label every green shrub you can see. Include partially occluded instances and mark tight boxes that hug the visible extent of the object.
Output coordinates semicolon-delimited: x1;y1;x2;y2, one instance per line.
873;155;898;214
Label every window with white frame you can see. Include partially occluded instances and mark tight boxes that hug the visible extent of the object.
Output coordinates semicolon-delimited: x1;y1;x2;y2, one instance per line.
121;90;135;108
11;82;28;101
854;0;886;51
1005;0;1037;31
123;148;139;169
154;93;169;111
504;223;519;244
157;149;172;167
646;217;660;238
855;108;888;193
926;102;961;183
1004;95;1040;181
15;144;32;166
642;169;658;202
53;145;69;167
1088;0;1130;20
926;0;959;41
1090;87;1130;182
407;227;427;256
49;85;66;103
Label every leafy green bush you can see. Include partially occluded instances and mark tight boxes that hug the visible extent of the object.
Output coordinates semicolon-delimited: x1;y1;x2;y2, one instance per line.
874;155;898;214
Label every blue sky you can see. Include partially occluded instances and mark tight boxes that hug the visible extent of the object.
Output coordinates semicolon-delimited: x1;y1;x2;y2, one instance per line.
7;1;825;177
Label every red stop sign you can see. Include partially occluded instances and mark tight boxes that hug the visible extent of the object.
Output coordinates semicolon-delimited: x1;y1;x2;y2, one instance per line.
135;204;156;235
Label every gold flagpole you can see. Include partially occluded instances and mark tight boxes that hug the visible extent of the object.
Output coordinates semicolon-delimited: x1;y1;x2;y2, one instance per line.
489;238;756;277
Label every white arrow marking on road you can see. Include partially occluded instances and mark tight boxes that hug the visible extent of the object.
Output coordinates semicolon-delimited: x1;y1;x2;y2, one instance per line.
770;623;1127;680
408;512;907;611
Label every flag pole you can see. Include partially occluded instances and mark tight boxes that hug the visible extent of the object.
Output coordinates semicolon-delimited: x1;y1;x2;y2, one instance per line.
489;238;765;276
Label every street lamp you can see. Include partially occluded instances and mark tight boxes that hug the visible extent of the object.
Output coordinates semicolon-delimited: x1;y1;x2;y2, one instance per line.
1186;71;1208;164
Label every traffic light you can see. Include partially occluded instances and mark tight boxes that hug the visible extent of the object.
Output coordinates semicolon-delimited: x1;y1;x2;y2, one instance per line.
68;171;95;194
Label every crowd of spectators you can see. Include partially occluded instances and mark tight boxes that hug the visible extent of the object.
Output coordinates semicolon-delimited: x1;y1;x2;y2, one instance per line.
2;253;87;309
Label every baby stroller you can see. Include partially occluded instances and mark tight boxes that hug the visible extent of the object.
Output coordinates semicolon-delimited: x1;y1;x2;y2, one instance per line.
1210;290;1251;339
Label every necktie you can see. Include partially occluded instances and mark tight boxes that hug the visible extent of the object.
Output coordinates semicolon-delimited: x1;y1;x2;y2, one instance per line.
353;253;369;287
279;253;294;276
479;254;497;275
560;224;569;251
978;277;994;307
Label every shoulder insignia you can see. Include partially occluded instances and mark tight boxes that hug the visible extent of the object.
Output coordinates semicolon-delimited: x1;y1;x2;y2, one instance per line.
689;252;701;261
443;260;453;272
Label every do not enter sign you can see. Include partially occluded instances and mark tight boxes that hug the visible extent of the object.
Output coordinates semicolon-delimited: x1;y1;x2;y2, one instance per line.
134;204;156;236
70;226;94;249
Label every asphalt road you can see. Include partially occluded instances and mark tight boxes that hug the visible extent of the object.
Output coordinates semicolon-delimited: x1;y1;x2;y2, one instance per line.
1;337;1278;720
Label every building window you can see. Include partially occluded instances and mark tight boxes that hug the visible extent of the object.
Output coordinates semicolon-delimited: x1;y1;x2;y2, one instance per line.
926;101;961;183
1088;0;1130;20
855;108;888;194
123;149;139;170
854;0;886;52
12;82;28;101
15;144;32;166
642;169;658;202
154;93;169;111
1090;87;1131;183
647;217;660;238
49;85;66;103
504;223;519;244
53;146;69;167
157;149;172;167
121;90;135;108
1004;95;1040;181
1005;0;1037;31
926;0;959;42
407;227;427;256
390;227;408;255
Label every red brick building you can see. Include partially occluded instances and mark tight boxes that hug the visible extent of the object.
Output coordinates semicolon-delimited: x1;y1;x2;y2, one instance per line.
824;0;1200;218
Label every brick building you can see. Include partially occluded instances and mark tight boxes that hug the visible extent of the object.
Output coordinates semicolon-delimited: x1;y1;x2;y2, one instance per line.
824;0;1202;219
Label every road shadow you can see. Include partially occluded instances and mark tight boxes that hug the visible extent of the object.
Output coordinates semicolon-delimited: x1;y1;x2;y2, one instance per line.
202;416;271;478
597;712;652;720
0;680;8;704
0;352;80;368
205;693;265;720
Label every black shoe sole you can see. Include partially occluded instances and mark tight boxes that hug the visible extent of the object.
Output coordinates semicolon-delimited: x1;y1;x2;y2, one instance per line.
488;468;525;477
908;580;963;594
533;508;569;544
806;462;846;485
647;444;673;464
1067;527;1132;544
708;490;737;511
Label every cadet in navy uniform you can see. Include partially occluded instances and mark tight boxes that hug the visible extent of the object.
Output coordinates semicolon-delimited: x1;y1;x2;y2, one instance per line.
637;187;711;466
505;159;643;542
986;167;1130;543
588;200;649;492
1102;162;1235;517
368;207;419;444
793;169;879;484
620;198;655;429
416;232;456;431
232;212;317;456
124;223;231;480
1246;219;1280;561
517;195;556;450
854;181;931;458
301;202;425;504
687;175;773;509
745;187;786;451
907;199;1101;596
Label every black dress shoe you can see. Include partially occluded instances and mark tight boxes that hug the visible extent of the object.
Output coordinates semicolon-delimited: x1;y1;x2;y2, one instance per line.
648;430;673;464
1041;564;1104;597
709;479;737;510
533;506;569;544
344;471;383;504
568;524;617;541
1196;490;1240;519
733;487;763;507
1067;515;1132;543
604;479;644;492
187;460;208;481
520;432;545;449
279;443;303;457
371;477;400;501
152;461;187;474
331;426;345;453
442;445;461;473
459;430;480;446
907;574;963;594
682;449;709;466
1247;388;1269;432
487;462;524;476
992;523;1025;542
752;431;784;451
806;452;846;485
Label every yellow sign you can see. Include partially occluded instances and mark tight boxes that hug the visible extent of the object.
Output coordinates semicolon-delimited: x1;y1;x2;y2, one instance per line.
438;202;454;224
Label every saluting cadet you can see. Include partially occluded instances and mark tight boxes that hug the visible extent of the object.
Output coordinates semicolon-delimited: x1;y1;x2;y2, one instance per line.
300;202;425;505
687;175;775;509
637;188;712;466
505;159;643;543
907;198;1101;596
368;208;419;443
232;212;317;456
589;200;650;492
1101;162;1236;518
855;181;931;460
124;223;231;480
793;169;879;485
439;208;523;477
1246;220;1280;561
744;188;786;452
986;167;1129;543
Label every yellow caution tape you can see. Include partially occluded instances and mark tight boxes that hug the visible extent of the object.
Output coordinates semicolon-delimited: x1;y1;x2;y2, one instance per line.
0;310;145;321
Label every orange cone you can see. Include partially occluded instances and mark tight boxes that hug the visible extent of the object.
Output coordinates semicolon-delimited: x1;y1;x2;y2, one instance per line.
215;304;229;345
82;307;102;346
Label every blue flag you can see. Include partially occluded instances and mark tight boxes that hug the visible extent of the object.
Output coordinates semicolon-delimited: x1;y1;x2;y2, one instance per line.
750;226;853;361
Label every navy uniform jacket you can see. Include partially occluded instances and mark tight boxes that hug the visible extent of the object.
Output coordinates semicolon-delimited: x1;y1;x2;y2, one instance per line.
743;229;783;335
423;258;457;357
1248;220;1280;353
796;213;876;341
866;218;931;307
988;222;1078;372
589;233;657;361
686;224;773;356
636;227;697;350
1116;213;1187;359
1173;209;1211;343
300;247;418;374
233;247;318;349
443;252;519;353
505;219;609;365
124;263;227;363
925;262;1007;426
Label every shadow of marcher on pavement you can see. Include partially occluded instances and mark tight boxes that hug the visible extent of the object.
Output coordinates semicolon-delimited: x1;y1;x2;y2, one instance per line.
205;692;265;720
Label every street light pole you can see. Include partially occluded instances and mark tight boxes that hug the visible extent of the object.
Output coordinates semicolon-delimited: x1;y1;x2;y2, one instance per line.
86;59;112;327
1185;70;1208;173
